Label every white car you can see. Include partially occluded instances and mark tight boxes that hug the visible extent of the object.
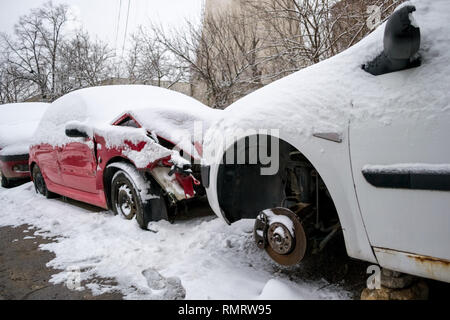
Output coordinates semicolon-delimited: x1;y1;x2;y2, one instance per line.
202;0;450;283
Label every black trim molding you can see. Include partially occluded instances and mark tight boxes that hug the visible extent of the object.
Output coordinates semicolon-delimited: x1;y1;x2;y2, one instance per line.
0;154;29;162
362;170;450;191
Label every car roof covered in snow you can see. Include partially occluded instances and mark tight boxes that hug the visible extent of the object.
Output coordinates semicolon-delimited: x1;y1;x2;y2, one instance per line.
0;102;49;150
34;85;219;147
205;0;450;147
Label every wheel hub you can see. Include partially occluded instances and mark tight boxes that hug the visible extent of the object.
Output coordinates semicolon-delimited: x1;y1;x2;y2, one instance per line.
117;185;136;219
254;207;308;266
267;222;294;255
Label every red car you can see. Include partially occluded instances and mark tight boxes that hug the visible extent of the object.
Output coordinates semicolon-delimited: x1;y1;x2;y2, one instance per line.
29;85;219;229
0;103;49;188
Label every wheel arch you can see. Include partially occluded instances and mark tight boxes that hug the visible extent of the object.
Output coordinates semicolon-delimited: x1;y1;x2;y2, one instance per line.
102;156;135;210
215;132;376;263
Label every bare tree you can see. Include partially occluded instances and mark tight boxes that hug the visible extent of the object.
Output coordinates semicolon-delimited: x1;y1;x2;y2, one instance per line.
152;7;267;109
1;1;69;101
58;30;113;93
126;27;185;88
248;0;404;70
0;45;38;103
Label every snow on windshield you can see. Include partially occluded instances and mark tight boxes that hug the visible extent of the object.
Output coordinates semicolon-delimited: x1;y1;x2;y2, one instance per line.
0;103;49;150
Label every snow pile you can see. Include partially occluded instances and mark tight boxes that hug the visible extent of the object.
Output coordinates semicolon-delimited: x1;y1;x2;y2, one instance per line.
0;143;30;156
94;124;190;170
33;85;219;152
263;209;294;237
0;102;49;150
257;279;337;300
0;183;349;300
363;163;450;174
204;0;450;159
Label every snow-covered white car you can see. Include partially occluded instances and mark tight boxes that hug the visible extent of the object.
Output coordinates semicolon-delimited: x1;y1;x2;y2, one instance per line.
29;85;219;229
0;102;49;188
202;1;450;283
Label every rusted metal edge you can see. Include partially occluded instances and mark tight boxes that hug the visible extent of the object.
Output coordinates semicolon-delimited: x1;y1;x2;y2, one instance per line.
374;247;450;283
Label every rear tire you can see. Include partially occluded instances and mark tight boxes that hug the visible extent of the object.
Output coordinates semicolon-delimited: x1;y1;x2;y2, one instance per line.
32;165;57;198
1;172;10;188
110;166;168;230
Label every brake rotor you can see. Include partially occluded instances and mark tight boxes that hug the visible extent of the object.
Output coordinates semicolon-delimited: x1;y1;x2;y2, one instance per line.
261;207;307;266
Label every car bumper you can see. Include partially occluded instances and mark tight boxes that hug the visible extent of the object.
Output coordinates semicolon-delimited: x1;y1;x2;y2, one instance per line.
0;154;30;179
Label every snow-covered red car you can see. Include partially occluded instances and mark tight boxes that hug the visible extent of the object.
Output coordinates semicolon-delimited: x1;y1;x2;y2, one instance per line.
202;1;450;283
0;102;49;188
30;85;219;229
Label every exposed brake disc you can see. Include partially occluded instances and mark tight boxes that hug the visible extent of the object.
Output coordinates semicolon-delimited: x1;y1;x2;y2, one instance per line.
254;207;307;266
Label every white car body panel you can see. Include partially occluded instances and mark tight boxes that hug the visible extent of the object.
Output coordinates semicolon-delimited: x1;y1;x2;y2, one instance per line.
351;99;450;261
205;129;377;263
203;0;450;282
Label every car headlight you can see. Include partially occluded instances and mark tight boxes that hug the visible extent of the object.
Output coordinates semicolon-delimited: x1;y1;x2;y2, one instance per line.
12;164;29;172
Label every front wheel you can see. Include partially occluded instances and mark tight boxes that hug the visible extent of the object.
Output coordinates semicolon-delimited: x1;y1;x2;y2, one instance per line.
110;165;168;230
111;170;140;220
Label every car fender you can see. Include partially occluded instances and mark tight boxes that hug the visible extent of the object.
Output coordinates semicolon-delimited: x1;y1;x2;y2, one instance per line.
204;127;377;264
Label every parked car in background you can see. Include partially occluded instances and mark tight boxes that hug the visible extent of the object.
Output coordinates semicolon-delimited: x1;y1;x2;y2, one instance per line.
0;102;49;188
202;1;450;283
30;85;219;229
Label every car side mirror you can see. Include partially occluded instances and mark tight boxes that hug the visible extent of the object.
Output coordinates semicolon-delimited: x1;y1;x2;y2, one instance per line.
65;121;92;139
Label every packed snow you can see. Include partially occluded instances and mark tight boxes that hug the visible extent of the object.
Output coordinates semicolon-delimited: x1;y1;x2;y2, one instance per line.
0;143;30;156
0;183;349;300
0;102;48;150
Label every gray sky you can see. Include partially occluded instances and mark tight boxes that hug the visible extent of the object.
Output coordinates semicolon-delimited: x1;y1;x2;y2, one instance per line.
0;0;204;50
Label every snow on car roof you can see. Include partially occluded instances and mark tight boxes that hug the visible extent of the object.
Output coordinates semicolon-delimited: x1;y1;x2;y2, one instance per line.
0;102;49;149
205;0;450;147
34;85;219;147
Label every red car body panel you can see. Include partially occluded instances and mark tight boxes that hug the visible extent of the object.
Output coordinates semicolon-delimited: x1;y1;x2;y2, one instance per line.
29;113;199;209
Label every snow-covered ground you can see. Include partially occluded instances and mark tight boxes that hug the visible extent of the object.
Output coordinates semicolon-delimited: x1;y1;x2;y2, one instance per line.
0;183;349;300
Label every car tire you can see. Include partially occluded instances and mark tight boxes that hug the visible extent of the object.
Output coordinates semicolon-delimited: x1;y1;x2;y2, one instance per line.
111;167;168;230
32;165;57;198
1;172;10;188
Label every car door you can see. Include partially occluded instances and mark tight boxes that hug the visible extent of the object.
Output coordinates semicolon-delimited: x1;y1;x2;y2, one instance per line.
35;144;64;186
349;74;450;261
58;137;98;193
